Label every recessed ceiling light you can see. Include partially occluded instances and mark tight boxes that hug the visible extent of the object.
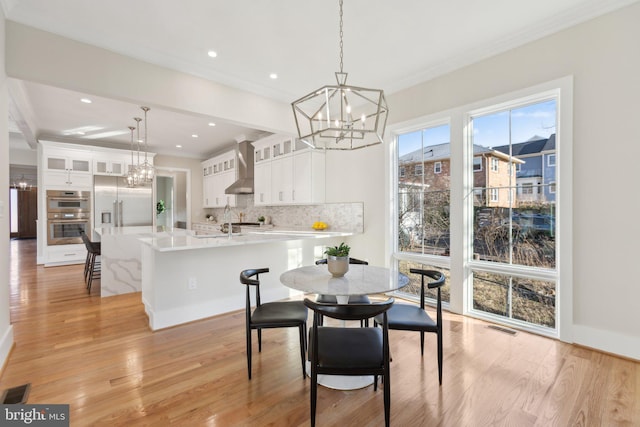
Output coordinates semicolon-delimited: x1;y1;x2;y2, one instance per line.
207;50;217;58
269;73;278;79
192;134;199;138
80;98;92;104
208;122;216;127
176;145;182;148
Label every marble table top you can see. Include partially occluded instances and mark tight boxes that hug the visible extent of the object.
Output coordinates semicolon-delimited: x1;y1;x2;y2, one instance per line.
280;264;409;296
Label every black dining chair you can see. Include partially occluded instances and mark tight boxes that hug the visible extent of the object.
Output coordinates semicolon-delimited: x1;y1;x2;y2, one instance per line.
315;257;371;326
374;268;446;385
81;231;101;293
240;268;308;380
304;297;394;427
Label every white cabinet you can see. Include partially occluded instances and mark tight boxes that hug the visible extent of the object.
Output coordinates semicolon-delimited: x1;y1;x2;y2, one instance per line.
46;244;87;266
292;149;326;204
271;155;294;204
94;157;126;176
254;161;272;205
46;153;92;174
44;148;93;189
251;134;325;206
202;150;237;208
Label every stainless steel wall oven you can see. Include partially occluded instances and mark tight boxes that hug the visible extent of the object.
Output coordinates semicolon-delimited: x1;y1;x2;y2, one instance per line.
46;190;91;245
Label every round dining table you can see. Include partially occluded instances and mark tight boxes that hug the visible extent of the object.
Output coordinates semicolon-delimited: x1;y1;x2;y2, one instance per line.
280;263;409;390
280;264;409;304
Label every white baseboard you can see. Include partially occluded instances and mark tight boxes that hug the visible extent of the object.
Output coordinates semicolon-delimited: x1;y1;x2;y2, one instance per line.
0;325;14;372
573;324;640;361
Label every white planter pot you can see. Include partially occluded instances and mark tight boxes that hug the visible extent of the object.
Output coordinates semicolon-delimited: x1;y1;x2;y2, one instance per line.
327;255;349;277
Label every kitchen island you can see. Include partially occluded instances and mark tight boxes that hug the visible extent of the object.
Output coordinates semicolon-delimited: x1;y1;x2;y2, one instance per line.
99;226;355;330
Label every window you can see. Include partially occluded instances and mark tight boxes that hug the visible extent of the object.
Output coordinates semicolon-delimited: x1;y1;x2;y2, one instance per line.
392;77;570;340
396;123;451;303
548;154;556;167
399;167;405;177
491;157;499;172
473;157;482;171
470;97;558;331
434;162;442;174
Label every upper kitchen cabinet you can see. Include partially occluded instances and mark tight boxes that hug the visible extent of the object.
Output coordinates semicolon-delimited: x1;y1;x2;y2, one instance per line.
251;135;325;206
40;141;156;191
252;137;273;206
202;150;237;208
94;157;126;176
41;141;93;189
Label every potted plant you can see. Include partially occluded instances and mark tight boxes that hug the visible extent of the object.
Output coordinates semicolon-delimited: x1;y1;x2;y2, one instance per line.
324;242;350;277
257;215;265;226
156;200;166;216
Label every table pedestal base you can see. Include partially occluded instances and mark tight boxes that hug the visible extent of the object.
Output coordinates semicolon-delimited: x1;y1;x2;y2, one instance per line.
306;361;374;390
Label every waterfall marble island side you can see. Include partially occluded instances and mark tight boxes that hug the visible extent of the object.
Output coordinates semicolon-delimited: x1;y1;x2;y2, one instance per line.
95;226;355;330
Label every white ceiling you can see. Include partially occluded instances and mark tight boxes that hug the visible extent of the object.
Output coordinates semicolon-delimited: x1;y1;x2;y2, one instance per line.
3;0;637;159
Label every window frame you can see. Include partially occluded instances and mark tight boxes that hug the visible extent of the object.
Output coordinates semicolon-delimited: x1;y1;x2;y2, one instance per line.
434;161;442;174
388;76;573;342
490;157;499;172
548;154;556;167
414;164;423;176
473;157;482;172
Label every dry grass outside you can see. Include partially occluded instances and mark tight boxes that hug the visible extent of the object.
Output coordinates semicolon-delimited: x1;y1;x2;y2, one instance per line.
395;260;556;329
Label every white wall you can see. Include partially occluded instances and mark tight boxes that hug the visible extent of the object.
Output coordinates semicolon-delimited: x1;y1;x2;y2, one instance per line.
377;3;639;358
0;7;16;371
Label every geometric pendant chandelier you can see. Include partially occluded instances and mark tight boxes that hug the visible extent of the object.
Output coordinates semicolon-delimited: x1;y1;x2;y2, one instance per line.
291;0;388;150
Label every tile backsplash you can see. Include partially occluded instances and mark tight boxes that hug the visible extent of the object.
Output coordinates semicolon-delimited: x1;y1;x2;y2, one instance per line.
204;196;363;232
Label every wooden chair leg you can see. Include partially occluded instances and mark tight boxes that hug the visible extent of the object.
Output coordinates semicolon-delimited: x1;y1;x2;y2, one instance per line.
257;329;262;352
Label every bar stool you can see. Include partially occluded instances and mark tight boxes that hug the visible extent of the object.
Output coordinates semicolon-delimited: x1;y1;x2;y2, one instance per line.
81;232;101;293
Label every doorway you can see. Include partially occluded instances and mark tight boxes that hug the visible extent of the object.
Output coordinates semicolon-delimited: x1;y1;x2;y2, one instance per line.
155;168;190;229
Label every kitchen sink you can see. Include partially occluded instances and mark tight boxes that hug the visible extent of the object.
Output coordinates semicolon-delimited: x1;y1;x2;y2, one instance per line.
194;233;243;238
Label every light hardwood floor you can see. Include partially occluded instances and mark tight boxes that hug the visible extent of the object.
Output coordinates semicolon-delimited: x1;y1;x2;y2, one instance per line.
1;239;638;426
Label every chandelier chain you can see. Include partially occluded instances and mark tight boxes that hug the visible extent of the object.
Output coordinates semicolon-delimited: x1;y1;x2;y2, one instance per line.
339;0;344;73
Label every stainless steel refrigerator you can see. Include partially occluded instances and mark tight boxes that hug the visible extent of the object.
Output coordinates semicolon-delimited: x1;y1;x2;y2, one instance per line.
94;175;153;228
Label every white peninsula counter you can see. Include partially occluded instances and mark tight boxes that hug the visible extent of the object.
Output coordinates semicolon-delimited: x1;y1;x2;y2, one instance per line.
99;226;356;330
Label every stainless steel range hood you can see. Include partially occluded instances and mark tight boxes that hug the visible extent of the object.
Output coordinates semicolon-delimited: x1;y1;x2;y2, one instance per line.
225;140;255;194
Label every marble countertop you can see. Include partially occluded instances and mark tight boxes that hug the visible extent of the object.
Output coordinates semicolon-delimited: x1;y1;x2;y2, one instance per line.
96;226;355;252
